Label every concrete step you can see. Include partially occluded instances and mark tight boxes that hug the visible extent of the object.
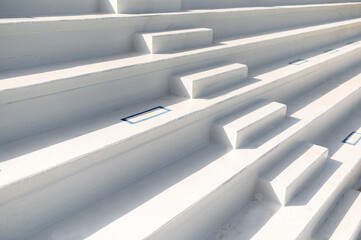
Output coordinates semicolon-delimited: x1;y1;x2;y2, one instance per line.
28;144;245;240
314;189;361;240
25;61;361;240
212;100;287;148
244;67;361;240
259;143;329;205
171;63;248;98
1;40;361;240
134;28;214;54
109;0;181;13
183;0;361;10
0;0;101;18
207;198;281;240
1;9;361;71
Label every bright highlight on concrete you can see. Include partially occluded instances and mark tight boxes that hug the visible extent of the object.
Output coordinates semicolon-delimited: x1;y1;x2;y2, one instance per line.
1;0;361;240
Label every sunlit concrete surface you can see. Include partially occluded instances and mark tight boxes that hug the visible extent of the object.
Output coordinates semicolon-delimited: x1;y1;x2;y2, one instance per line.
1;1;361;240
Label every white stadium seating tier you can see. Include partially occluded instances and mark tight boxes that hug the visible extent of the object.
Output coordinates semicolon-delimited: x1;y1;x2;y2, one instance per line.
1;1;361;240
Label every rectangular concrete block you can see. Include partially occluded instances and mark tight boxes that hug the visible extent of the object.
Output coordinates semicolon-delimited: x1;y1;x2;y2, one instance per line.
171;63;248;98
212;100;287;148
259;143;328;205
119;0;181;13
134;28;214;54
329;189;361;240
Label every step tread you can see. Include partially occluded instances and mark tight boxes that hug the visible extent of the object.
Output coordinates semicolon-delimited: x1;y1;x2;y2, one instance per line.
263;143;328;188
218;101;286;133
248;71;361;240
260;143;328;204
171;62;248;98
140;28;213;37
28;144;234;239
329;189;361;240
2;43;361;201
11;58;361;240
1;3;359;26
135;28;213;53
175;63;246;82
1;19;361;104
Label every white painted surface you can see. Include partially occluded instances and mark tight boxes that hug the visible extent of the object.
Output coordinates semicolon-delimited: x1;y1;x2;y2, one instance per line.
212;101;287;148
2;1;361;239
171;63;248;98
259;143;328;205
315;189;361;240
0;0;100;18
1;3;361;71
134;28;214;54
115;0;181;13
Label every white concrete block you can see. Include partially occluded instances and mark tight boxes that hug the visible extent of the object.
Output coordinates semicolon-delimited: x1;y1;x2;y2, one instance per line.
104;0;181;13
0;0;99;18
171;63;248;98
259;143;328;205
134;28;214;54
212;100;287;148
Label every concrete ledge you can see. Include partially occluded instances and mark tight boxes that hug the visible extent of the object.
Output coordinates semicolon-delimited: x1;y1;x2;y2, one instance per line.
259;143;328;205
171;63;248;98
212;101;287;148
102;0;181;14
0;0;100;18
134;28;214;54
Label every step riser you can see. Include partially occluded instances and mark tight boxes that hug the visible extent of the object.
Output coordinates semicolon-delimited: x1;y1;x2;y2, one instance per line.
315;190;361;240
2;35;361;149
134;29;214;54
0;69;171;146
234;107;286;148
109;0;181;14
182;0;361;9
0;0;100;18
259;149;328;205
3;58;360;240
1;8;360;71
212;102;287;149
171;63;248;98
159;87;361;240
0;119;211;240
296;160;361;240
147;168;258;240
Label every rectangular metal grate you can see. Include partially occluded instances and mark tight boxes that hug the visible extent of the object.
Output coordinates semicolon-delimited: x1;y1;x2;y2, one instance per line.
122;106;171;125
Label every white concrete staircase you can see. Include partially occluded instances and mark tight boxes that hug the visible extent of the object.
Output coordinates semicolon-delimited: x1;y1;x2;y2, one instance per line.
134;28;214;54
212;100;287;148
259;143;329;205
171;63;248;98
314;189;361;240
1;1;361;240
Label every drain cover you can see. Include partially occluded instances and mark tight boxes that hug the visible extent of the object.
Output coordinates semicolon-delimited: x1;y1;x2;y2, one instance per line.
122;106;171;125
343;132;361;146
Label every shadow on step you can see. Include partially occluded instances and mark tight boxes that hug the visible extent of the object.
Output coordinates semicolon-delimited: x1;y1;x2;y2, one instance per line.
0;97;184;163
207;197;281;240
287;65;361;116
243;117;300;149
0;51;146;79
202;77;262;100
30;144;230;239
288;159;342;206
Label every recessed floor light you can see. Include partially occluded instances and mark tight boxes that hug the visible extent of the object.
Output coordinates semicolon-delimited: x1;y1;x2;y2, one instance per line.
122;106;171;124
343;132;361;146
